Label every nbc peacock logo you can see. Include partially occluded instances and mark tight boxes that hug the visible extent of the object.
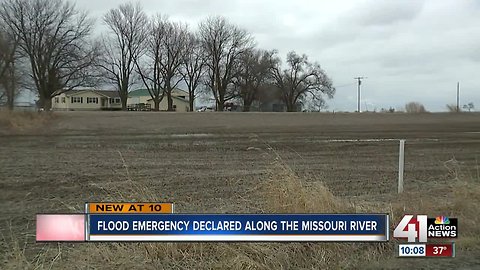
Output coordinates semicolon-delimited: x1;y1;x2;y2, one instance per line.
428;216;457;238
434;216;450;225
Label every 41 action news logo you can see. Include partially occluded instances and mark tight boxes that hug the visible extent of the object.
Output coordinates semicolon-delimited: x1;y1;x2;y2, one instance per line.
393;215;458;242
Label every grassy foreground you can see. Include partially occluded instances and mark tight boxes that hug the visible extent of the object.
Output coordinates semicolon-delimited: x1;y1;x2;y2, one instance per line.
2;154;479;269
0;111;55;134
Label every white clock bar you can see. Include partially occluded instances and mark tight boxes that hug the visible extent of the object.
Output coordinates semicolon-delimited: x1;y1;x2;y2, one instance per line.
398;244;426;257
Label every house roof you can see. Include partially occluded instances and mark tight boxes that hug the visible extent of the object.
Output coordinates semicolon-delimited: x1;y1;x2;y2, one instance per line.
129;88;188;97
172;88;188;95
99;90;120;98
129;89;151;97
63;89;119;98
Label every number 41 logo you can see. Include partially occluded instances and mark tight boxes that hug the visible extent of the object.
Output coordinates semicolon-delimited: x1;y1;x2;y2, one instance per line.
393;215;428;242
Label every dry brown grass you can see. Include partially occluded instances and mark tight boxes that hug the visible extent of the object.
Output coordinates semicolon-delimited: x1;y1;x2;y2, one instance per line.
1;224;32;269
2;155;479;269
451;176;480;250
262;159;349;214
0;111;54;134
57;159;390;269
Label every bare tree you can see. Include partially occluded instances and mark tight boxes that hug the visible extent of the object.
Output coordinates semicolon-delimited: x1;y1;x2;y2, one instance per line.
446;104;458;112
199;16;253;111
157;20;188;111
405;101;427;113
135;16;188;112
272;51;335;112
463;102;474;112
135;15;166;111
0;0;99;110
236;48;276;111
180;31;207;112
100;2;148;110
303;95;329;112
0;25;19;110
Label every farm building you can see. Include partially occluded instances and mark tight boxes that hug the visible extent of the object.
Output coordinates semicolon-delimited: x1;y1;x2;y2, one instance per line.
249;86;301;112
127;88;190;112
51;89;121;111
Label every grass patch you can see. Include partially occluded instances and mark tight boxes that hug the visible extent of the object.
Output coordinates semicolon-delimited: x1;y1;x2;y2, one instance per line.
2;154;479;269
451;176;480;250
0;111;55;134
261;159;349;214
56;159;389;269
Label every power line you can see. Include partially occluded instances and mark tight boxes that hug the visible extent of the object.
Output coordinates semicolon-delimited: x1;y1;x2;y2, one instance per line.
354;77;367;112
334;82;356;88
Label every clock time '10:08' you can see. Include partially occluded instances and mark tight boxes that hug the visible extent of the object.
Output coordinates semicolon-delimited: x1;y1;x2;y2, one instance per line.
400;245;426;256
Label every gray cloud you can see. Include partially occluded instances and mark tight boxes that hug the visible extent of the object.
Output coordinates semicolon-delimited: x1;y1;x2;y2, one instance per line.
351;0;426;26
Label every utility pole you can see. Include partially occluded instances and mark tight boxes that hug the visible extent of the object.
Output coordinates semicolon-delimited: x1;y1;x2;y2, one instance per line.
354;77;366;112
456;82;460;112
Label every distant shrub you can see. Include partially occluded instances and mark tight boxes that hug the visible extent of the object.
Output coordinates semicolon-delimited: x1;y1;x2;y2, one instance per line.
379;107;395;113
463;102;474;112
405;102;427;113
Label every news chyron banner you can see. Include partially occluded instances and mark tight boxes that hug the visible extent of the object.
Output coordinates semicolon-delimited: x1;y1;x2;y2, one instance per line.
36;202;389;242
88;214;388;241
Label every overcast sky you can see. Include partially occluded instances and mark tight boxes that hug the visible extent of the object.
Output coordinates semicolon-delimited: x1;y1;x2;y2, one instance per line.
75;0;479;112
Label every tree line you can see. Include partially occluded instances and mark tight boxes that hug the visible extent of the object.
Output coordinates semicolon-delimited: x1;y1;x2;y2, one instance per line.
0;0;335;112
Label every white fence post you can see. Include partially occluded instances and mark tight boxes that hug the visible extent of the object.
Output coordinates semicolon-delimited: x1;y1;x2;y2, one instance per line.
398;139;405;193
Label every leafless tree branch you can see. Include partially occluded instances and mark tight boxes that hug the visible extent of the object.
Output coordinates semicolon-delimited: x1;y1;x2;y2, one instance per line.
99;2;148;110
199;16;253;111
0;0;99;110
272;51;335;112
